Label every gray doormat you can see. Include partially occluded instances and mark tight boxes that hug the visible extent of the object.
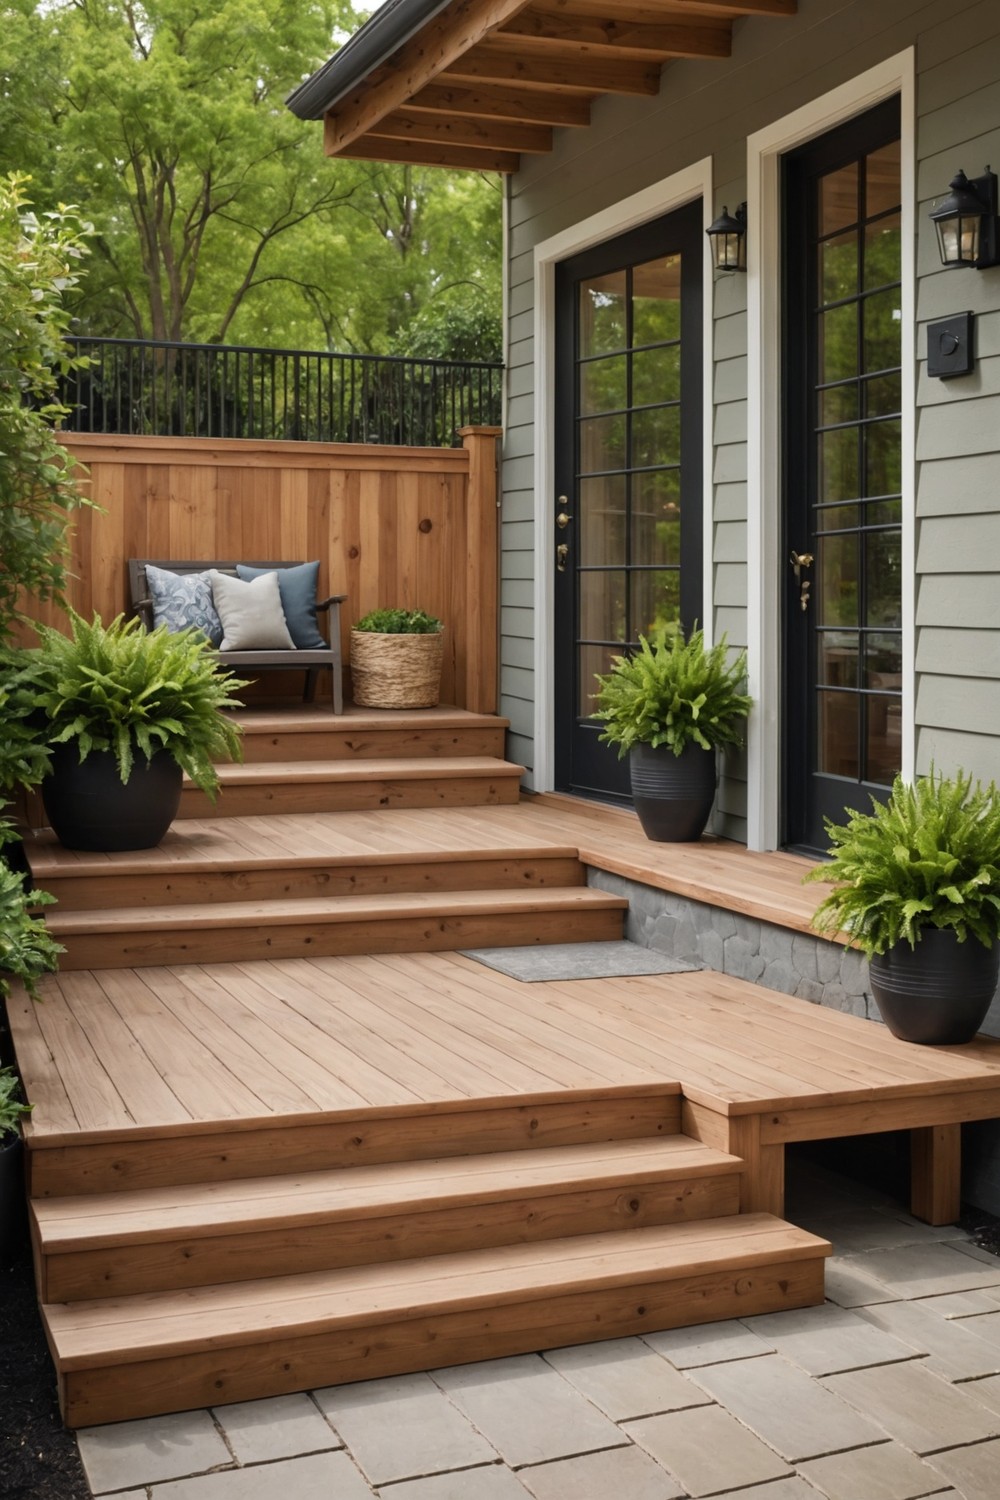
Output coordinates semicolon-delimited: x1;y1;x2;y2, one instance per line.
458;940;699;983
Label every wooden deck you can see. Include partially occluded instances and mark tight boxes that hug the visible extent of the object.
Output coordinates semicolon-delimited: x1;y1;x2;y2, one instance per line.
13;705;1000;1425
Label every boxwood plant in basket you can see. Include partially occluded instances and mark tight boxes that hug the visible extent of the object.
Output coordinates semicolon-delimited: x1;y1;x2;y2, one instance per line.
350;608;444;710
17;611;247;852
808;767;1000;1045
594;627;752;841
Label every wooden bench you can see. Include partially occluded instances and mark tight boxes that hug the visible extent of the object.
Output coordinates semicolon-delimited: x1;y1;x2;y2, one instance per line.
128;559;345;714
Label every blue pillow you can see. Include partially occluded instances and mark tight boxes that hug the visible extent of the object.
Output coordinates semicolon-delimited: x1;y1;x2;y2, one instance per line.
145;565;224;647
236;562;326;649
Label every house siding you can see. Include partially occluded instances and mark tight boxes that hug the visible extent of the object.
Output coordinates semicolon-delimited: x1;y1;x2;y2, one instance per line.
500;0;1000;836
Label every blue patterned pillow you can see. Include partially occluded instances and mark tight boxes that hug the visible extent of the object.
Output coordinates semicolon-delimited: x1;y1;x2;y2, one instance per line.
145;565;224;647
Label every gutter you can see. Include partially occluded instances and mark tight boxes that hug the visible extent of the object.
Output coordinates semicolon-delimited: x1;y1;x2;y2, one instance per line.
287;0;455;120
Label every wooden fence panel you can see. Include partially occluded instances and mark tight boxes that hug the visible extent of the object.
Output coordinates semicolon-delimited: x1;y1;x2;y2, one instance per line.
23;430;500;713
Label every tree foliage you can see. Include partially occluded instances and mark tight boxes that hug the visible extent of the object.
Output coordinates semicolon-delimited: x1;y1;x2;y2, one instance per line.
0;0;503;356
0;173;92;642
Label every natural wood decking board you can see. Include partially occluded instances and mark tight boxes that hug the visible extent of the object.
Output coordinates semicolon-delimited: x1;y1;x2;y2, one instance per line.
46;888;627;970
35;1137;744;1300
177;756;524;819
232;706;509;764
45;1216;829;1427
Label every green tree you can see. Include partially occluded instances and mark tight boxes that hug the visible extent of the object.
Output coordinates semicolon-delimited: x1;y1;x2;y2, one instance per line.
0;173;92;642
0;1;503;357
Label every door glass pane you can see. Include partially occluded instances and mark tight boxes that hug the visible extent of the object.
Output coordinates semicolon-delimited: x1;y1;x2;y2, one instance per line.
867;695;901;783
819;534;859;625
819;384;859;426
818;631;859;688
633;255;681;345
818;690;859;776
820;230;857;303
580;355;627;416
819;162;859;235
864;372;901;417
863;288;902;372
817;502;859;532
632;344;680;406
579;272;626;357
865;530;901;626
578;643;619;719
632;470;681;564
819;303;858;382
579;475;626;567
865;418;901;497
578;414;626;473
866;140;901;217
864;213;901;290
579;570;626;641
818;428;859;502
632;405;681;469
865;631;903;687
631;569;680;640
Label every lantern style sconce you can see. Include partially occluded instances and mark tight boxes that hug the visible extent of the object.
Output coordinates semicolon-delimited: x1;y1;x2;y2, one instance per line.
929;168;1000;269
706;202;747;273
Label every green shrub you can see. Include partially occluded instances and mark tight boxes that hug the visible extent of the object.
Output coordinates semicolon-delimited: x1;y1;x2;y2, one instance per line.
0;1064;32;1142
807;768;1000;956
354;608;443;635
16;612;246;797
594;628;751;758
0;829;60;1002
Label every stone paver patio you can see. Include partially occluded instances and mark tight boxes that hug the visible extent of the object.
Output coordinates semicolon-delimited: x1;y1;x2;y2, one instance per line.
74;1161;1000;1500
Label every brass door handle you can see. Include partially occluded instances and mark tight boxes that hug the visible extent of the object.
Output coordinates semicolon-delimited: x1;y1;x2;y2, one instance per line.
556;543;569;573
556;511;573;529
790;550;814;576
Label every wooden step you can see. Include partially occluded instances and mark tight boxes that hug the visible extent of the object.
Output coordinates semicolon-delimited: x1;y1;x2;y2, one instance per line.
29;846;585;913
46;887;627;969
235;708;509;765
35;1136;744;1301
45;1215;831;1427
28;1088;684;1199
179;756;524;818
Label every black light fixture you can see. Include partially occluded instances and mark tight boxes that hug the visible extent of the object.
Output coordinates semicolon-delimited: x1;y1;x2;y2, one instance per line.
706;202;747;273
929;168;1000;269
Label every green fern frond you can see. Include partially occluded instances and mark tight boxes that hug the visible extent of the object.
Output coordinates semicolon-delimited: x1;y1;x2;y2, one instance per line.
593;628;751;758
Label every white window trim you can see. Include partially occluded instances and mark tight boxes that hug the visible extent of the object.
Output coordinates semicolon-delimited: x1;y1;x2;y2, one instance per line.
745;49;916;850
531;158;715;792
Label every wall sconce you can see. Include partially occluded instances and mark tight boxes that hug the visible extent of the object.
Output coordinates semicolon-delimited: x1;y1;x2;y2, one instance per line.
706;202;746;273
929;168;1000;269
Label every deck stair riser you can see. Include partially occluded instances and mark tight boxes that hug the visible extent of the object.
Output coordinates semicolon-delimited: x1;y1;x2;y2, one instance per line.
28;1092;685;1199
179;757;523;819
47;888;628;970
34;1138;745;1301
33;850;586;914
236;714;508;765
45;1216;830;1428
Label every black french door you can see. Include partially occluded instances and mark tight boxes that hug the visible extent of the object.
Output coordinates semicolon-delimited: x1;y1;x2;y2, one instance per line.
553;202;704;801
783;98;903;850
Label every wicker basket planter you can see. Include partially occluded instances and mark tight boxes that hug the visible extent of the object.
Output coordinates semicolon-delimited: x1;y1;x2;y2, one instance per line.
350;627;444;708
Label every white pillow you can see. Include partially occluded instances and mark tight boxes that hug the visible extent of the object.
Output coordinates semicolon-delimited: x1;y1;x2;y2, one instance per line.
209;569;295;651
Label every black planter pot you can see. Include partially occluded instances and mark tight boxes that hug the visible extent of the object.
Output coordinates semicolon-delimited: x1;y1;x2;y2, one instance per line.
629;741;717;842
869;929;1000;1045
42;744;183;852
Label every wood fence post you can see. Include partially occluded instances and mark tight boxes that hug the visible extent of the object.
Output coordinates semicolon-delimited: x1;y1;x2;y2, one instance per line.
459;426;501;714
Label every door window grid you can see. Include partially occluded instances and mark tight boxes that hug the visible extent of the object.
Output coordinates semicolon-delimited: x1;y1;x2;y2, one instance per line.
575;256;683;716
811;141;902;785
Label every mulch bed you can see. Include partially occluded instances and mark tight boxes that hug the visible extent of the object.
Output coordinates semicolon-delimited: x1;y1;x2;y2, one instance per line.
0;1190;89;1500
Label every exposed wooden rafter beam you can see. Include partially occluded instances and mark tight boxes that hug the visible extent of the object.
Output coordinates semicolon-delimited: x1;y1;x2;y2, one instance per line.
443;40;662;95
408;80;593;128
333;133;522;173
531;0;794;17
362;108;553;154
324;0;538;156
496;12;732;60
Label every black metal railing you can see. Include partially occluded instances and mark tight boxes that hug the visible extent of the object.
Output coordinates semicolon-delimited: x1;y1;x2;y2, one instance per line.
59;337;503;448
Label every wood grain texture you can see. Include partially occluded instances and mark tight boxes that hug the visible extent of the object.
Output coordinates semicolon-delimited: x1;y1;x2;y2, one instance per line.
21;431;500;714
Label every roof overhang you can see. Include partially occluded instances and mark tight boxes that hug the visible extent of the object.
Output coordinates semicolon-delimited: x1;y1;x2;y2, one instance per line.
288;0;799;173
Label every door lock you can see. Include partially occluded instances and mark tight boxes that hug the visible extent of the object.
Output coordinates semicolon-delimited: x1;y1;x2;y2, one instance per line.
556;511;573;529
556;542;569;573
790;549;814;612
